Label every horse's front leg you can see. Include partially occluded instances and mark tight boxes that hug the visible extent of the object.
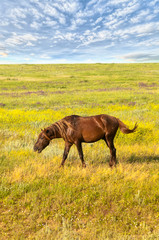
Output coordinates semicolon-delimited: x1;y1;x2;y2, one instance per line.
76;141;86;168
60;141;72;167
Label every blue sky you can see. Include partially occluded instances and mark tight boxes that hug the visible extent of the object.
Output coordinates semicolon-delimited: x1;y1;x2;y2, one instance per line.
0;0;159;63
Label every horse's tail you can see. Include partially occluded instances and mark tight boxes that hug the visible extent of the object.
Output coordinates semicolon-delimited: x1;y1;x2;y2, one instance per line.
117;119;137;134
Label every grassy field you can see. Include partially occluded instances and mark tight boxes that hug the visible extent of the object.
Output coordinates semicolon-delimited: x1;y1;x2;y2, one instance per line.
0;64;159;239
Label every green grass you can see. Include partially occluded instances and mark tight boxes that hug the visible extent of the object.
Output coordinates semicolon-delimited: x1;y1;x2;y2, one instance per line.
0;64;159;239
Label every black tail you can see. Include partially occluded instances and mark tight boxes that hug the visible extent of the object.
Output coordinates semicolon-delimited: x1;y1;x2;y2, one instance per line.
117;119;138;134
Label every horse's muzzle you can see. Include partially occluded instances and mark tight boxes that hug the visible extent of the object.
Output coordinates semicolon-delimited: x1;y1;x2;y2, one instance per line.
34;144;43;153
34;145;39;152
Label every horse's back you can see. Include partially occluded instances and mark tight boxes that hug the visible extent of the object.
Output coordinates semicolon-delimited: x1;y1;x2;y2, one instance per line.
64;114;118;126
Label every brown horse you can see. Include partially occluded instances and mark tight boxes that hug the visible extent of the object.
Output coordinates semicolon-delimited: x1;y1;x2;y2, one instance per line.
34;114;137;167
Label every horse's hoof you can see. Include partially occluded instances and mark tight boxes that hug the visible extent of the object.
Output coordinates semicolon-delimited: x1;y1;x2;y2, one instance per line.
59;164;64;168
82;163;86;168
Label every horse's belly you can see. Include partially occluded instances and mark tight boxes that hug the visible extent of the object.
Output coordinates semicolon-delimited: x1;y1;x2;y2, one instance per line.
82;127;104;143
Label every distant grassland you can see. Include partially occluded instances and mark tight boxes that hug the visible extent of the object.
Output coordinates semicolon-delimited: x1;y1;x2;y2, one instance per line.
0;64;159;239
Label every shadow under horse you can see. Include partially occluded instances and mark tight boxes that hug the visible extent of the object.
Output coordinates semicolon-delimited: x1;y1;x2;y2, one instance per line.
34;114;137;167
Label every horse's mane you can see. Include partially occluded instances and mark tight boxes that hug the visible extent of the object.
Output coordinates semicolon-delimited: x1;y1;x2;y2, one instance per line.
52;119;75;141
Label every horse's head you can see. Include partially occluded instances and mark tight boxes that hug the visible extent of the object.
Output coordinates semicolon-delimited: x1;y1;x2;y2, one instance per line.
34;128;52;153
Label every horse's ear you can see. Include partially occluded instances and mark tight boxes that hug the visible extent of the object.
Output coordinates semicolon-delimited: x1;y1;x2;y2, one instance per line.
41;128;43;132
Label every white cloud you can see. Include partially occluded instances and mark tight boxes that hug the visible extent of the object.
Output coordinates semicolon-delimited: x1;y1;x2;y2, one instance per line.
5;7;28;29
104;43;115;49
53;31;64;41
52;31;78;43
29;0;40;3
64;33;77;41
130;9;150;23
10;8;27;19
0;20;9;27
42;3;66;24
154;8;159;14
135;38;159;47
145;14;156;21
107;0;130;4
75;18;87;25
114;1;139;18
52;27;113;47
103;0;140;31
5;33;40;47
104;18;124;29
148;0;159;6
92;25;101;31
43;18;57;27
76;9;94;19
131;22;159;36
30;8;44;20
97;30;112;41
80;30;112;46
43;4;58;17
30;21;41;30
70;17;87;30
53;0;80;14
94;17;103;25
26;42;35;46
115;22;159;39
85;0;108;15
83;30;91;36
87;0;98;7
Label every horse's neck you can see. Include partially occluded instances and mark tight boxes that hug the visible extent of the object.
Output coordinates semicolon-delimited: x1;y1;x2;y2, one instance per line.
51;124;61;138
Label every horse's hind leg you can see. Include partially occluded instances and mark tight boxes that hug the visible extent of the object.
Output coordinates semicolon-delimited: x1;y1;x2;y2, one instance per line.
105;134;117;167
